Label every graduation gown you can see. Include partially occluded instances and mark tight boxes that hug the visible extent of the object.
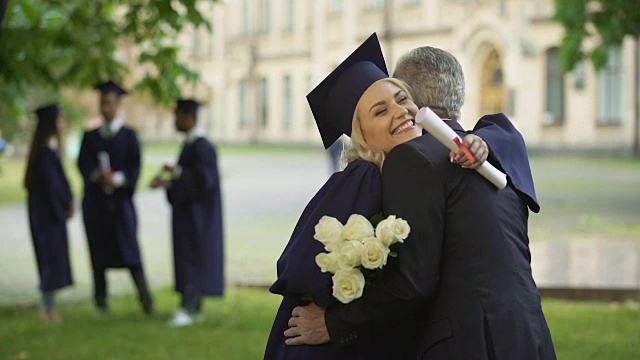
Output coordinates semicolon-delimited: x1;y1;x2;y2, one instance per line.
78;127;142;269
325;122;555;359
265;160;416;360
472;113;540;212
27;146;73;291
167;137;224;297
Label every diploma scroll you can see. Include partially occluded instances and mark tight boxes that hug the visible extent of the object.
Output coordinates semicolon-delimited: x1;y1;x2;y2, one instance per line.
97;151;114;194
415;107;507;189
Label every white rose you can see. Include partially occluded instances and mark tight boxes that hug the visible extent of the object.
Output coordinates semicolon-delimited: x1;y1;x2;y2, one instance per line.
392;217;410;243
360;237;390;270
332;269;365;304
314;216;344;252
341;214;375;242
315;252;340;274
375;215;396;246
376;215;411;246
336;240;363;270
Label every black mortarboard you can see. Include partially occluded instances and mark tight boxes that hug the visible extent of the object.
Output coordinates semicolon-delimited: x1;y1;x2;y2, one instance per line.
95;80;127;97
307;33;388;149
176;99;200;114
35;103;60;123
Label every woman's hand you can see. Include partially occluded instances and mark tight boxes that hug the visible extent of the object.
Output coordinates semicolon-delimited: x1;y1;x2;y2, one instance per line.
450;134;488;169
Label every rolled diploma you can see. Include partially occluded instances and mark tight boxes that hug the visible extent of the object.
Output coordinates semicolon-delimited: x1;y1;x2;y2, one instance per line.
97;151;114;194
416;107;507;189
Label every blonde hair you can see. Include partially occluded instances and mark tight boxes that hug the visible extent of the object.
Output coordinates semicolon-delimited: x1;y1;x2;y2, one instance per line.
344;78;415;171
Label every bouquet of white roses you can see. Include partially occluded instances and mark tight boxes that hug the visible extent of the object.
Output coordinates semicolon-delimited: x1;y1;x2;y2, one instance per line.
313;214;410;304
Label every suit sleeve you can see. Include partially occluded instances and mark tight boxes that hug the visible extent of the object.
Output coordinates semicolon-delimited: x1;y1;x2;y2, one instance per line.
167;141;219;204
325;143;446;348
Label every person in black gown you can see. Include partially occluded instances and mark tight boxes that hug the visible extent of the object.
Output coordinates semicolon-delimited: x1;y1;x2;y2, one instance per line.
77;81;153;315
24;103;74;323
150;99;224;327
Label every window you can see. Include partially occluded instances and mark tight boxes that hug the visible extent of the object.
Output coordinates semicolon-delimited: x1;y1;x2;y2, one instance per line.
573;60;586;90
286;0;295;32
283;75;293;129
242;0;250;35
306;73;314;128
260;0;271;34
239;79;247;129
544;47;565;126
368;0;384;10
258;78;269;128
192;28;200;56
330;0;344;14
597;47;624;125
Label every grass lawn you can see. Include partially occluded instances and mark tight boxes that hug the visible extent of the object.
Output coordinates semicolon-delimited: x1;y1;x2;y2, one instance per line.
1;288;638;360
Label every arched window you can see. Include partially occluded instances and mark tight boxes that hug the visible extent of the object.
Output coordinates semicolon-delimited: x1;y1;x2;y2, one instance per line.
481;48;505;114
545;47;565;126
597;47;624;125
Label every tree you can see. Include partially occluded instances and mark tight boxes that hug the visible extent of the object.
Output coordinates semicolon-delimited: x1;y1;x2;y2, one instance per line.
0;0;214;141
554;0;640;157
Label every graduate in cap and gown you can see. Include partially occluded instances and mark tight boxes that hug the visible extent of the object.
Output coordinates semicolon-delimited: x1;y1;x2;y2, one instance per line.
77;81;153;315
150;99;224;327
24;103;74;323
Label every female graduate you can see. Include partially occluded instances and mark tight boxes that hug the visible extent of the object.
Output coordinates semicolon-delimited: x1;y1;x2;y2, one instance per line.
24;103;74;323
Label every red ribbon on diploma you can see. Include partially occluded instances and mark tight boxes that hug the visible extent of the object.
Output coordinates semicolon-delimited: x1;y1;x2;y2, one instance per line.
453;137;476;163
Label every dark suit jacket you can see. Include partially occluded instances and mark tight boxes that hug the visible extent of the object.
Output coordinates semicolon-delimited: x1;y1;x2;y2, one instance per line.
325;121;556;359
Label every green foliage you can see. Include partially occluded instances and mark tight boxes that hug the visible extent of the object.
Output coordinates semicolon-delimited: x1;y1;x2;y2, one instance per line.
554;0;640;71
0;0;215;141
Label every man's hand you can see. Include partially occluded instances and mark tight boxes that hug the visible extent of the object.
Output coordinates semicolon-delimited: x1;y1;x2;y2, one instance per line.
450;134;488;169
284;303;330;346
163;164;176;174
149;176;166;189
102;171;116;188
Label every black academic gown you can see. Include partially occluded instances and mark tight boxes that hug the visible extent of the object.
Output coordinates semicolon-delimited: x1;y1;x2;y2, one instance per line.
77;127;142;269
325;121;556;359
265;160;416;360
167;137;224;297
27;146;73;292
472;113;540;212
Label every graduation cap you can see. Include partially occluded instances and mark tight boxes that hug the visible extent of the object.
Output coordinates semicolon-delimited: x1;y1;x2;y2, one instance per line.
35;103;60;123
95;80;127;97
307;33;388;149
176;99;200;115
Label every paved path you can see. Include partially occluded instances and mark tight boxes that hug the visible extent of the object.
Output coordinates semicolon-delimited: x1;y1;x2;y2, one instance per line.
1;151;639;305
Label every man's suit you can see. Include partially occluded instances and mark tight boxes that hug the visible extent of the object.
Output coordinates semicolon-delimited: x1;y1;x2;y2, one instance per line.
325;120;556;359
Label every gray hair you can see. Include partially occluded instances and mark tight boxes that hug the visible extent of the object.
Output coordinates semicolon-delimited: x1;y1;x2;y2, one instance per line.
392;46;465;120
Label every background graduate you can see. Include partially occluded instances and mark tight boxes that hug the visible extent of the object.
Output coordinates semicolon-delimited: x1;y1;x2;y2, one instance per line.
77;81;153;315
24;103;74;323
150;99;224;327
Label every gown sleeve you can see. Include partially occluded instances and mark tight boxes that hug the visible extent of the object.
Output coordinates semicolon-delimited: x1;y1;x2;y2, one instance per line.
473;113;540;212
269;160;383;308
36;149;72;222
167;140;219;205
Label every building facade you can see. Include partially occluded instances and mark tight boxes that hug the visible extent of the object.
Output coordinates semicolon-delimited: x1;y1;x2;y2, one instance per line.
119;0;638;151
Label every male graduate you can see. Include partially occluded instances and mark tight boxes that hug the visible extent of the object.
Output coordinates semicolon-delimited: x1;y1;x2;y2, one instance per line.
150;99;224;327
77;81;153;315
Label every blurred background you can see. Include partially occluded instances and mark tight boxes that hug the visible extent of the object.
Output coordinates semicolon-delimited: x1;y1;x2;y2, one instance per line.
0;0;638;359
